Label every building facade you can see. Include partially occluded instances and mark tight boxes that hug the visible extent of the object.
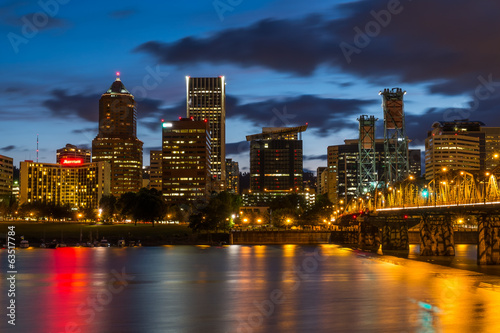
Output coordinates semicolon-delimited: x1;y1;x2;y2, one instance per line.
56;144;91;164
19;160;110;209
92;75;143;196
149;150;162;192
247;126;307;192
186;76;226;191
328;139;421;205
225;158;239;194
162;118;212;204
425;120;484;180
316;167;327;195
0;155;13;196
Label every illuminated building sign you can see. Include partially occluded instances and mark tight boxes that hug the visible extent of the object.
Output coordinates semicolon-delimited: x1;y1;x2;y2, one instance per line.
61;158;84;166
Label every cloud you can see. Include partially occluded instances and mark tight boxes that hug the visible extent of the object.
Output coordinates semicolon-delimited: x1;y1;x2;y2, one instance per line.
304;154;327;161
108;9;138;19
0;145;15;152
43;90;99;122
72;128;95;134
3;12;69;31
134;0;500;97
228;95;373;137
43;89;167;123
226;141;249;155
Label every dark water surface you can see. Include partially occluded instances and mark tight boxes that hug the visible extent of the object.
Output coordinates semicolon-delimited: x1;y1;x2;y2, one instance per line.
2;245;500;333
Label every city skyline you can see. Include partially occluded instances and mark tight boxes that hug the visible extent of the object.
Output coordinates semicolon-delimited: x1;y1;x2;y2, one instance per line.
2;0;500;174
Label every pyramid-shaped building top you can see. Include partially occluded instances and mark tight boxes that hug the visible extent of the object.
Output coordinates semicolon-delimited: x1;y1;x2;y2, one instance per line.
106;77;131;94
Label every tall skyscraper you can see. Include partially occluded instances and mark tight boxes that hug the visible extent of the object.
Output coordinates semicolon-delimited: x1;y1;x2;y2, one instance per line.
186;76;226;191
92;74;143;196
56;143;91;164
247;126;307;192
162;118;212;204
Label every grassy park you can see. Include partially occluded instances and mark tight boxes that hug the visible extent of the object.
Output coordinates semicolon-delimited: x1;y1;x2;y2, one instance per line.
0;221;203;246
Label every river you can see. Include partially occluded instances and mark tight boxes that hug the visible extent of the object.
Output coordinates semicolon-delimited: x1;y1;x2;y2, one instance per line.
1;245;500;332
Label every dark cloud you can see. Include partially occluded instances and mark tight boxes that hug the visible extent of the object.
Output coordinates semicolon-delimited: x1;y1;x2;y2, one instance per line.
134;0;500;97
43;89;167;123
72;128;95;134
108;9;138;19
226;141;249;155
0;145;15;151
404;93;500;147
43;90;99;122
3;12;69;30
134;15;334;76
304;154;327;161
4;87;22;93
228;95;373;137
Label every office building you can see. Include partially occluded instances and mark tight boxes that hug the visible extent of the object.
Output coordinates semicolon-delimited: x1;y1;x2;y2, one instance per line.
92;74;143;196
481;127;500;170
225;158;239;194
0;155;13;195
425;120;484;180
149;150;162;191
328;139;421;204
247;126;307;192
186;76;226;191
56;144;91;164
162;118;211;204
19;160;110;209
316;167;328;195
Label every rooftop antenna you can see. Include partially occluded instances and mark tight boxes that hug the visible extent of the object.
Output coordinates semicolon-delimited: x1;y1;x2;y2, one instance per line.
36;134;39;162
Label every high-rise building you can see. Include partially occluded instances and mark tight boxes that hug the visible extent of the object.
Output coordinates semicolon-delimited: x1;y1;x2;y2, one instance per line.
328;139;421;204
162;118;212;204
92;74;143;196
247;126;307;192
56;144;91;164
186;76;226;191
0;155;13;195
424;120;484;181
480;127;500;170
19;160;110;209
225;158;239;194
149;150;163;192
316;166;327;195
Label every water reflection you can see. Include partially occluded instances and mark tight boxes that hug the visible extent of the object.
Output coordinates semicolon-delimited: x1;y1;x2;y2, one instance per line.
1;245;500;332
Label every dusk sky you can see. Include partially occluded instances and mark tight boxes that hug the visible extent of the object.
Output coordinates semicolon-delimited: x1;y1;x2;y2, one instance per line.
2;0;500;173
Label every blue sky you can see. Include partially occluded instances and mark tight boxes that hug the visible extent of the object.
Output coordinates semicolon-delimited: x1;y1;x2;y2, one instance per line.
2;0;500;173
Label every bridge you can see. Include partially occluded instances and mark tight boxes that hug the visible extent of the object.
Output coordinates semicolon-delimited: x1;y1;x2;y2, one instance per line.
337;172;500;265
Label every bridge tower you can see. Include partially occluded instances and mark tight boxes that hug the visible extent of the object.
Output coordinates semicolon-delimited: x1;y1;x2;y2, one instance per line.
357;115;378;196
381;88;410;185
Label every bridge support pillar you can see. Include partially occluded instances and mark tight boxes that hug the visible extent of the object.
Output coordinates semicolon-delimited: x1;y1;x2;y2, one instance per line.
478;215;500;265
382;221;409;250
420;215;455;256
358;218;381;252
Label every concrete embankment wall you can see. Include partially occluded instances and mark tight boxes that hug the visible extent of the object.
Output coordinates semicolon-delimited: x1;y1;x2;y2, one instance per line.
232;231;331;244
409;230;478;244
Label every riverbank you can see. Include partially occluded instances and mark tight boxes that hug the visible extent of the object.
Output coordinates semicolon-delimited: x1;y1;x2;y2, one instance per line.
0;222;209;246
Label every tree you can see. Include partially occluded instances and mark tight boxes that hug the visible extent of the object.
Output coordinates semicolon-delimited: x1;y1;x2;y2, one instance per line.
188;191;242;231
133;188;165;226
99;195;117;222
302;194;333;225
117;192;137;223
